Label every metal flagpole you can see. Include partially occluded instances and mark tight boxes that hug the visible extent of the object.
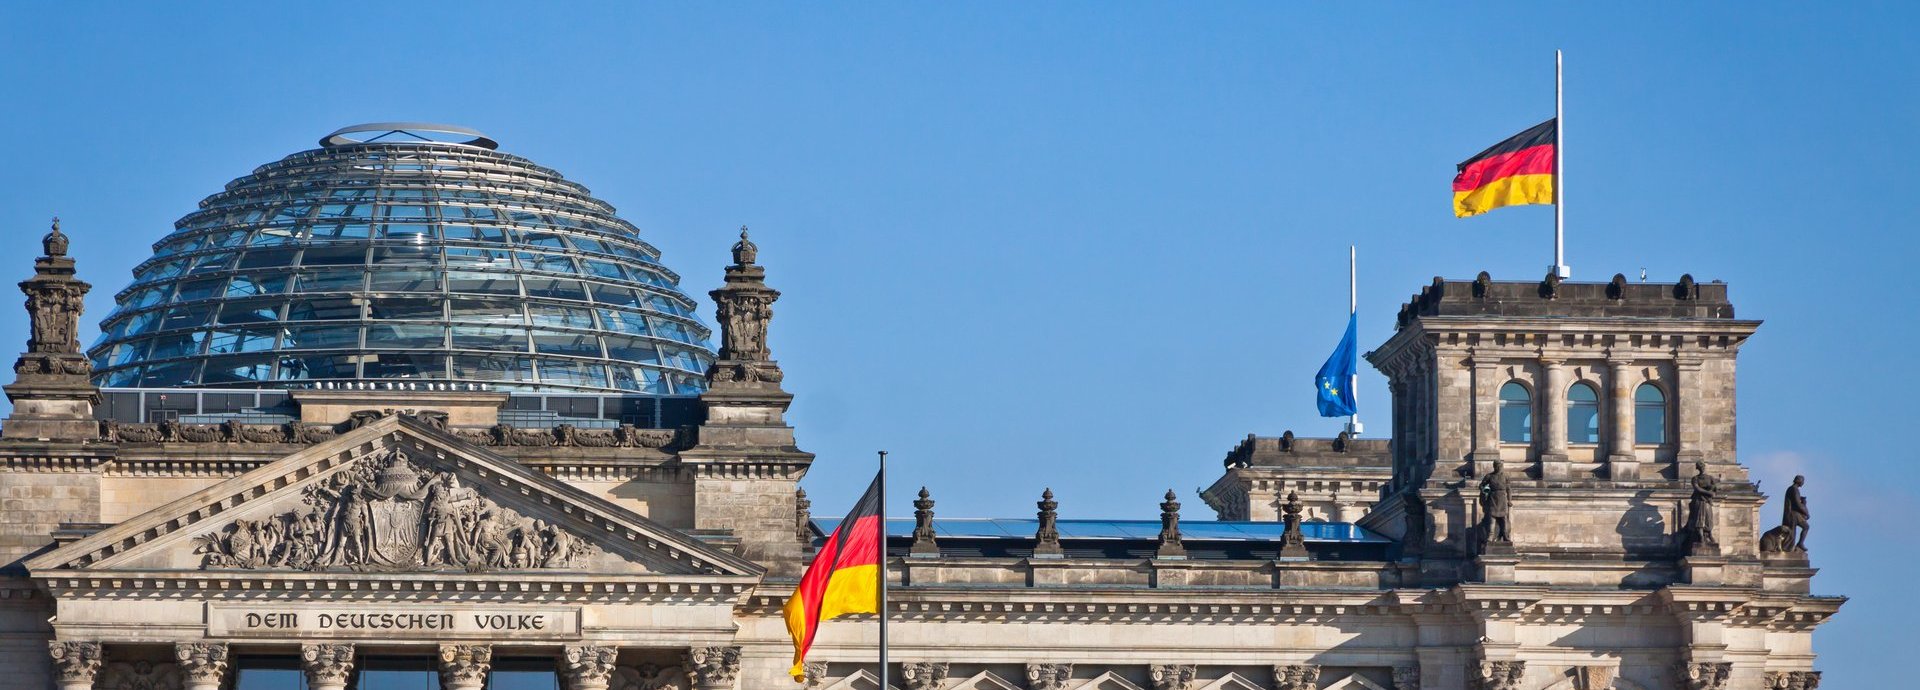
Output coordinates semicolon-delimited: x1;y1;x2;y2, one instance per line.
876;450;889;690
1347;245;1362;436
1554;49;1569;278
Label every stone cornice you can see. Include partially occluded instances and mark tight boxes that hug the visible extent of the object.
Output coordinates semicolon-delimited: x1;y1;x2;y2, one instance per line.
33;569;757;605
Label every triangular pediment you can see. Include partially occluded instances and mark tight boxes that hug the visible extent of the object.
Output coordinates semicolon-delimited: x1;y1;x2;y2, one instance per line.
951;671;1022;690
1080;671;1147;690
27;416;762;580
826;669;902;690
1197;673;1263;690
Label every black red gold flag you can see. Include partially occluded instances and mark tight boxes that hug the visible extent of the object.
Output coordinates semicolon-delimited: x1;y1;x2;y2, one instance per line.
1453;119;1556;218
783;474;884;681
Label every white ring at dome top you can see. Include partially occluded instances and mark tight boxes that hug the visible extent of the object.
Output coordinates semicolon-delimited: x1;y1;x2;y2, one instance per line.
321;122;499;150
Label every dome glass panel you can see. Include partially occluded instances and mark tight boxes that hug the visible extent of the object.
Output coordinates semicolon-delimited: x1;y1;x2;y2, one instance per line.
88;124;714;393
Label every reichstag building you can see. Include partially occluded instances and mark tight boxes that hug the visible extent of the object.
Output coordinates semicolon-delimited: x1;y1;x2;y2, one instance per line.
0;123;1839;690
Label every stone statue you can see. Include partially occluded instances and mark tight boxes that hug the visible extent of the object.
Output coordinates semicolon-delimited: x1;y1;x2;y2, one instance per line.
1682;461;1719;554
1155;489;1185;558
1278;491;1308;558
1032;488;1063;556
1761;475;1811;555
1478;460;1512;547
910;486;939;556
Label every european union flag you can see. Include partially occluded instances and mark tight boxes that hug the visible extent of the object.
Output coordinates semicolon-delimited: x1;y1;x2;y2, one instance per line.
1315;312;1358;417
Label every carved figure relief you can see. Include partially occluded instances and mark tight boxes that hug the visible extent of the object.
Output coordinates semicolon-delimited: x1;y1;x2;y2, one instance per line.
614;663;689;690
193;448;593;572
24;282;85;354
97;660;182;690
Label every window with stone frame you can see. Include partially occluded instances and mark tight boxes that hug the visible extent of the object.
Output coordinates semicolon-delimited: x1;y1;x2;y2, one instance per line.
1498;381;1532;443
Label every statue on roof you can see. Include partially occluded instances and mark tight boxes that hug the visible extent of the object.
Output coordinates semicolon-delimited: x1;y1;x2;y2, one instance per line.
1682;461;1720;555
1761;475;1811;555
1477;461;1512;551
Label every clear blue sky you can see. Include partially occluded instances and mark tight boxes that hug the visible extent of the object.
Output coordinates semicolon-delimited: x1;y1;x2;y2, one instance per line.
2;3;1912;682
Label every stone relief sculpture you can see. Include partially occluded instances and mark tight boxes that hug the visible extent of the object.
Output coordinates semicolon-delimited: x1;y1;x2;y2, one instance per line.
1475;660;1524;690
799;661;829;690
1677;661;1731;690
1760;475;1811;555
1681;461;1720;555
97;660;181;690
193;448;593;572
613;663;688;690
49;641;105;687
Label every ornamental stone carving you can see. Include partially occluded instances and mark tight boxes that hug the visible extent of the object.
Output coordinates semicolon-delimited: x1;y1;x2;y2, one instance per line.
562;646;620;690
911;486;940;556
23;220;87;355
801;662;830;689
687;646;742;689
192;448;593;572
301;644;355;690
1032;489;1063;557
49;641;104;688
1574;666;1617;690
1474;660;1524;690
1278;491;1308;558
1150;664;1196;690
97;660;181;690
1273;664;1319;690
1678;661;1731;690
1392;665;1419;690
175;643;229;690
1026;663;1072;690
614;663;687;690
439;645;494;690
1763;671;1821;690
901;662;950;690
1155;489;1186;558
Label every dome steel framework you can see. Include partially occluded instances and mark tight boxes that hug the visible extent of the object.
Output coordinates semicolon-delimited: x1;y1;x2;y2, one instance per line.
87;124;716;394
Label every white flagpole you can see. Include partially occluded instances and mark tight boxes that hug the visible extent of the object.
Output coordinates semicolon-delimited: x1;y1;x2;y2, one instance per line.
1347;245;1363;436
876;450;889;690
1554;50;1569;278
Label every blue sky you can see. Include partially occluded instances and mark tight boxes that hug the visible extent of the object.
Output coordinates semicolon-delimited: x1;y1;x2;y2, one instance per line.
2;3;1912;682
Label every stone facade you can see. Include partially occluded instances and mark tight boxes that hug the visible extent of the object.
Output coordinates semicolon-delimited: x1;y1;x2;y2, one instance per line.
0;224;1841;690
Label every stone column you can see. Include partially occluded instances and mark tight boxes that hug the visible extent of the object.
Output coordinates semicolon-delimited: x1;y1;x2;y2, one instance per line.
175;643;229;690
1673;356;1705;470
48;641;103;690
1469;356;1502;472
301;643;356;690
560;645;618;690
1539;358;1570;479
687;646;743;690
1606;358;1640;480
439;645;493;690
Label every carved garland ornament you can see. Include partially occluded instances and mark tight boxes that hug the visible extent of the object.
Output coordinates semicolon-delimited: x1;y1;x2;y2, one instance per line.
193;448;594;572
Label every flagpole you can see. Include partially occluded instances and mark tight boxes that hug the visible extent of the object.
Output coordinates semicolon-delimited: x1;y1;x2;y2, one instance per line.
1553;49;1569;279
876;450;889;690
1347;245;1362;436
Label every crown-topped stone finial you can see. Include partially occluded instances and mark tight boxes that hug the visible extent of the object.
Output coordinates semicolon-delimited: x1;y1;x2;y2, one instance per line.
732;225;758;266
1033;488;1063;558
43;217;68;258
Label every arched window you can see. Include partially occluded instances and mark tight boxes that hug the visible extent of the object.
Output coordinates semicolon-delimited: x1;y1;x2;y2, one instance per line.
1635;383;1667;444
1498;382;1532;443
1568;382;1600;444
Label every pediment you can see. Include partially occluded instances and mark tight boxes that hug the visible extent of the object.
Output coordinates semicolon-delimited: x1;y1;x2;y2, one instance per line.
27;415;761;580
1080;671;1146;690
951;671;1022;690
825;669;901;690
1197;673;1263;690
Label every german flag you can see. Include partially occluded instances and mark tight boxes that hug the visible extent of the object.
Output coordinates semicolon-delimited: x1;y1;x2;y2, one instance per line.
1453;119;1556;218
784;474;883;681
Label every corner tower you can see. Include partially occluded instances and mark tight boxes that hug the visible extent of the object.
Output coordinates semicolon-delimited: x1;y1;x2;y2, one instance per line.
1362;272;1765;585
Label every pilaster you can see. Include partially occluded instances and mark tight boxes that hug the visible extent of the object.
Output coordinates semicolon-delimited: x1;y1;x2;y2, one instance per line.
48;641;102;690
1538;358;1570;479
439;644;493;690
301;643;355;690
560;645;618;690
175;642;228;690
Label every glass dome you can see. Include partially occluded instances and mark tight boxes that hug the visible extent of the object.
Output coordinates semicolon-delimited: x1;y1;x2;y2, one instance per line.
87;123;715;394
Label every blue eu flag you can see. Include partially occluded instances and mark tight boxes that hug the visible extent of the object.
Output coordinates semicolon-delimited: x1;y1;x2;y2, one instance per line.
1315;312;1358;417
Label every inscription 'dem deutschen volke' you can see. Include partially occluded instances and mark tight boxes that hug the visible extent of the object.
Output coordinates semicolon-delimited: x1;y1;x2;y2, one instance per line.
209;605;579;638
